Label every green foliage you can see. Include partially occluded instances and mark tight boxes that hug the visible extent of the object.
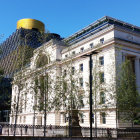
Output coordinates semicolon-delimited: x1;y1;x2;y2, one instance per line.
15;45;34;70
52;63;85;113
116;59;140;125
33;74;53;112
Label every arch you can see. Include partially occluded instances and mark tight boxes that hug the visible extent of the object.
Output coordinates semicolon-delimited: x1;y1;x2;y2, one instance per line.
36;54;49;68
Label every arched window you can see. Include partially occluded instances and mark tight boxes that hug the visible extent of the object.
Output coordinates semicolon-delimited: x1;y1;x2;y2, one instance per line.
36;54;49;68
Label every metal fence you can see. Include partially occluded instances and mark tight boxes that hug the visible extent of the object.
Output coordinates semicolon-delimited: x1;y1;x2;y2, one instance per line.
0;124;140;138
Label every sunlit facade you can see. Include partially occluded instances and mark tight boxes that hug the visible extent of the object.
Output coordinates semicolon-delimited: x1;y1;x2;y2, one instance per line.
10;16;140;128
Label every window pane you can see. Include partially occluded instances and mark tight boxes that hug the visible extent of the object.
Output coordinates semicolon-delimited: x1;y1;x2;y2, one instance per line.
80;47;84;52
64;70;67;77
72;67;75;75
100;38;104;44
100;112;106;124
99;56;104;65
90;43;94;48
100;92;105;104
80;64;83;72
79;78;83;87
100;72;104;83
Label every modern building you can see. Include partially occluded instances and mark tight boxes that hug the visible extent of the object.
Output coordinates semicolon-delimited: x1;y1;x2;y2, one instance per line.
0;18;61;122
0;77;11;122
10;16;140;128
0;18;61;78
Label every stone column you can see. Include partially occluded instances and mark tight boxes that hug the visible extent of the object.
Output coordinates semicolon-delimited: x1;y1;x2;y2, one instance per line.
135;57;140;94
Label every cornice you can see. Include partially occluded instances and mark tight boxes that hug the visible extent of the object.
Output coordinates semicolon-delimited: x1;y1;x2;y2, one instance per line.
62;25;115;54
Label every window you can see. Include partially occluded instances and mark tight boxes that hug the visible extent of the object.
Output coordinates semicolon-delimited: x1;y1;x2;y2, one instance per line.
79;78;83;87
90;43;94;48
80;47;84;52
63;114;68;123
20;116;22;123
72;67;75;75
100;112;106;124
99;56;104;65
25;82;28;87
100;92;105;104
100;38;104;44
25;93;27;111
100;72;104;83
72;51;75;55
65;54;68;58
64;70;67;77
63;81;67;92
37;116;42;125
23;116;26;123
80;114;84;123
20;95;23;113
36;54;48;68
80;63;83;72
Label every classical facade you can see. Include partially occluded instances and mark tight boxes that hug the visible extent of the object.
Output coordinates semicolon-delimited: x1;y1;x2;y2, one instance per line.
10;16;140;128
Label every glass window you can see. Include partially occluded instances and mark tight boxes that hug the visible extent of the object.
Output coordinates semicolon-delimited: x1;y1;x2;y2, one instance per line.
99;56;104;65
25;93;27;111
36;54;48;68
100;92;105;104
100;38;104;44
72;51;75;55
23;116;26;123
100;72;104;83
64;70;67;77
79;78;83;87
63;81;67;92
72;67;75;75
80;47;84;52
90;43;94;48
65;54;68;58
100;112;106;124
64;114;68;123
80;63;83;72
80;114;84;123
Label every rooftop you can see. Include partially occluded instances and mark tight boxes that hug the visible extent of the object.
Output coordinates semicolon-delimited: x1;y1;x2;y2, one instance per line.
64;16;140;45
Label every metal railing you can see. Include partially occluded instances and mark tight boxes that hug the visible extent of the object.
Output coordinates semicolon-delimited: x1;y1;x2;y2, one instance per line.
0;124;140;138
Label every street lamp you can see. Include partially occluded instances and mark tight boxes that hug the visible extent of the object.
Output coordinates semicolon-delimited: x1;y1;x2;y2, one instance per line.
82;51;98;140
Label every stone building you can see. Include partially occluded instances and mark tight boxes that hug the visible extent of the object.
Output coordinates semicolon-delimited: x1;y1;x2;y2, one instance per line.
10;16;140;128
0;18;61;122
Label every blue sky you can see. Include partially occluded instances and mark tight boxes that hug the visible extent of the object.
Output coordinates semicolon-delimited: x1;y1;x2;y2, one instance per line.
0;0;140;42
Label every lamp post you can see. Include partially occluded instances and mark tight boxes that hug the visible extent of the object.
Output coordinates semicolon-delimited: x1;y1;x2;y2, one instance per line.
82;51;98;140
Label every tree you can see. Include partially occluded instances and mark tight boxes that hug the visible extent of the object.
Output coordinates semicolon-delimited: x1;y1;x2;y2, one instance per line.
116;59;140;127
10;32;35;135
52;59;84;136
34;73;53;136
